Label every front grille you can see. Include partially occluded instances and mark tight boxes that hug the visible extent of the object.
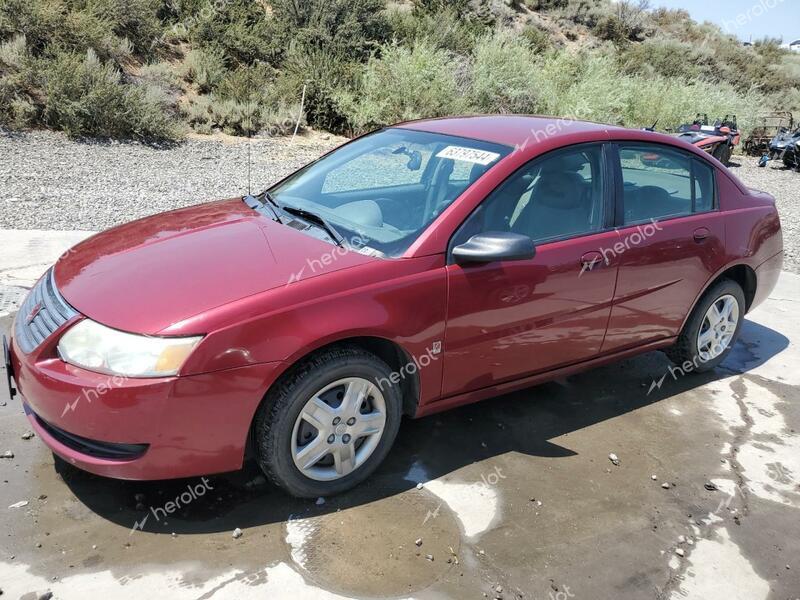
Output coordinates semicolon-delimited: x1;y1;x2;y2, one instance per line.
14;269;78;354
34;413;148;460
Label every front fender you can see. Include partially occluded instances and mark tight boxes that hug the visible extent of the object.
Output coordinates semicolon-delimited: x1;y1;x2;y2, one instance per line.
178;255;448;405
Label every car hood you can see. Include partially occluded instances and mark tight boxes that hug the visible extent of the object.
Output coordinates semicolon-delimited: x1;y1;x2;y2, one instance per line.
54;199;377;334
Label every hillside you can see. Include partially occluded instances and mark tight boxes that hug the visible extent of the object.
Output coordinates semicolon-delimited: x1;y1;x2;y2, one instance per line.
1;0;798;140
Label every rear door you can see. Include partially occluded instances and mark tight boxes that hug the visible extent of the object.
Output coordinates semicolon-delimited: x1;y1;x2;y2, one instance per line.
602;143;728;352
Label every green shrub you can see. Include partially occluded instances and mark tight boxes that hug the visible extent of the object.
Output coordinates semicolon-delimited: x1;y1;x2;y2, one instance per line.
42;49;179;138
270;0;390;62
467;31;541;114
526;0;568;9
621;37;707;80
412;0;471;14
182;93;301;137
529;50;764;135
0;33;28;69
520;23;552;53
592;1;652;43
411;0;501;28
387;6;485;54
0;0;67;56
178;0;277;66
337;40;463;134
214;62;274;103
548;0;607;28
0;35;39;128
0;0;161;61
83;0;163;56
273;42;358;134
139;61;181;93
181;47;226;92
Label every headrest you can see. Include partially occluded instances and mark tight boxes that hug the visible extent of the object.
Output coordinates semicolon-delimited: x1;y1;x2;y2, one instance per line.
336;200;384;228
534;170;586;210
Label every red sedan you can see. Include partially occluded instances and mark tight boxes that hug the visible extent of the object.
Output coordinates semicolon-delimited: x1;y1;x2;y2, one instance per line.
4;116;783;498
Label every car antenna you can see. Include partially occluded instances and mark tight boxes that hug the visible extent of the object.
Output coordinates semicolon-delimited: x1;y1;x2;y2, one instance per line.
245;51;255;196
247;74;252;196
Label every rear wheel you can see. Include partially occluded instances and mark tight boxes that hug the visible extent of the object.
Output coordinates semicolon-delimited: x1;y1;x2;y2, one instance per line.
253;346;402;498
665;279;745;373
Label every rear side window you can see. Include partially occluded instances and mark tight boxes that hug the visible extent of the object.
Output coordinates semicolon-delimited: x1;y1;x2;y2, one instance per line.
692;159;716;212
618;144;716;225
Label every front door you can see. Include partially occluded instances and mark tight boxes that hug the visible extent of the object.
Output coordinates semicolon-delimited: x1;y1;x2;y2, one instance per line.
442;144;620;397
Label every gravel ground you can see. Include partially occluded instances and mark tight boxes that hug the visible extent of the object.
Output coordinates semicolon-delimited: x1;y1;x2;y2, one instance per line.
0;131;797;273
728;154;800;274
0;129;344;232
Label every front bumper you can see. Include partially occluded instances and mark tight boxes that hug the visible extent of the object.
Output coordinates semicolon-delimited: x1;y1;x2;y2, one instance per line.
8;332;284;480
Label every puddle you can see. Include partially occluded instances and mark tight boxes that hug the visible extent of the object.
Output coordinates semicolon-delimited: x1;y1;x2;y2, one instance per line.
0;559;376;599
284;490;459;597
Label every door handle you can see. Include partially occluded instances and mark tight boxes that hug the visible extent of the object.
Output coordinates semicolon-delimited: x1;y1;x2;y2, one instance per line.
580;251;605;274
693;227;710;243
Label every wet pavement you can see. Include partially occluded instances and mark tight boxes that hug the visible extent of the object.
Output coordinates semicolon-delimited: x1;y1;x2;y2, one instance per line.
1;271;799;600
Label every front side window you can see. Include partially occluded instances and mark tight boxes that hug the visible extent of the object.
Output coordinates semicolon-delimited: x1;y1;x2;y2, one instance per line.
618;144;716;225
452;145;606;248
270;128;510;257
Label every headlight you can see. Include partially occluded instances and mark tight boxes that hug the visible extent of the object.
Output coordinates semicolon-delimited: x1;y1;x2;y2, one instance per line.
58;319;202;378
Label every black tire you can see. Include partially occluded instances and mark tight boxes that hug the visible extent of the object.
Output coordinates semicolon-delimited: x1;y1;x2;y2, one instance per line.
253;346;403;498
712;143;732;166
665;279;745;373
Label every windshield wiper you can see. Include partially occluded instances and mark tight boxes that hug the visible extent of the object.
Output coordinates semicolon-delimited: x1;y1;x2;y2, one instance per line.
245;191;282;222
279;203;347;248
256;191;283;222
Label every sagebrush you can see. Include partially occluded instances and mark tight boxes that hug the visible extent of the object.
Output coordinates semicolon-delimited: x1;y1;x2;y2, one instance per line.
0;0;797;140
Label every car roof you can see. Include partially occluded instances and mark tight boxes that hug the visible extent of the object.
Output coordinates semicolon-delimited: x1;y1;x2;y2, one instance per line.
397;115;628;147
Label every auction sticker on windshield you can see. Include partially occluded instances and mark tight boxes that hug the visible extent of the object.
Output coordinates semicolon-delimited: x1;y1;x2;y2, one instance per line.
436;146;501;165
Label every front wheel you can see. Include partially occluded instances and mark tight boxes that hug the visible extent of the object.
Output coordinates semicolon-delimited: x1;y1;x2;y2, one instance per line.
665;279;745;373
253;347;403;498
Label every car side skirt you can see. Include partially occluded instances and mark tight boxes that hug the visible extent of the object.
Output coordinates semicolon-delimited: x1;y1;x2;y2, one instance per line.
414;337;676;418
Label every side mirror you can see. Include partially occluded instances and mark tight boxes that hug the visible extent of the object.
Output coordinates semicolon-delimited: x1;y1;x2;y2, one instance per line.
452;232;536;265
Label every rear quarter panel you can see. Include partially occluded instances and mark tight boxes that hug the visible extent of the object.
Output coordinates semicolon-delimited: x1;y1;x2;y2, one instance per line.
709;174;783;311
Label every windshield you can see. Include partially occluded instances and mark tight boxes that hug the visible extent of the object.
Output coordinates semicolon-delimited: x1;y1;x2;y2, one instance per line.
268;128;511;257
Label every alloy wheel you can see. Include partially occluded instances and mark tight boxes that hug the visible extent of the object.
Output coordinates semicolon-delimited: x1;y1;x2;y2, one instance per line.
696;294;739;362
291;377;387;482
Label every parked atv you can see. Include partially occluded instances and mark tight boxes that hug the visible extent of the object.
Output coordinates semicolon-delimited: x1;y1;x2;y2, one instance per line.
759;127;800;171
675;114;741;166
744;111;794;156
